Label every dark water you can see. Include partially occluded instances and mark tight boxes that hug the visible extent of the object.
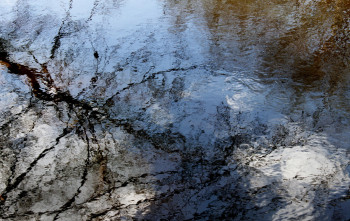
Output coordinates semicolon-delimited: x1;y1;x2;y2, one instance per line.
0;0;350;220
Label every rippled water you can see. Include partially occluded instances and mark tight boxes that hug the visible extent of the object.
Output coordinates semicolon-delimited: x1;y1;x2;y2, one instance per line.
0;0;350;220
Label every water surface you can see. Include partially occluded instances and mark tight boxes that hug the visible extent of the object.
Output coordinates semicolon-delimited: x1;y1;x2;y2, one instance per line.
0;0;350;220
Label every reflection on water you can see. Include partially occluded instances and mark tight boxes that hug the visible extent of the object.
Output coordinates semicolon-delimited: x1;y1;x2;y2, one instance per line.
163;0;350;117
0;0;350;220
172;0;350;83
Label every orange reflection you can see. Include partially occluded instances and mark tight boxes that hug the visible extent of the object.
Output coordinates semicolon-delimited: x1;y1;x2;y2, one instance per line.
0;60;10;69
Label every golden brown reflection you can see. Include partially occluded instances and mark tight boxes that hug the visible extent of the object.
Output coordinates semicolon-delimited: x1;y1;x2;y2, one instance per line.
163;0;350;114
165;0;350;86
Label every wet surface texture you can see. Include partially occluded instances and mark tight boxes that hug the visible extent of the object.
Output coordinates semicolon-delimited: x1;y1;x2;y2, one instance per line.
0;0;350;220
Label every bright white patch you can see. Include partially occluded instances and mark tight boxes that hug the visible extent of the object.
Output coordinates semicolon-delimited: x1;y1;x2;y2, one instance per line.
252;145;338;185
248;133;350;220
281;147;335;182
116;185;154;213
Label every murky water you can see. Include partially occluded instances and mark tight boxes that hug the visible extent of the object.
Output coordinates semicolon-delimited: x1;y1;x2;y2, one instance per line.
0;0;350;220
